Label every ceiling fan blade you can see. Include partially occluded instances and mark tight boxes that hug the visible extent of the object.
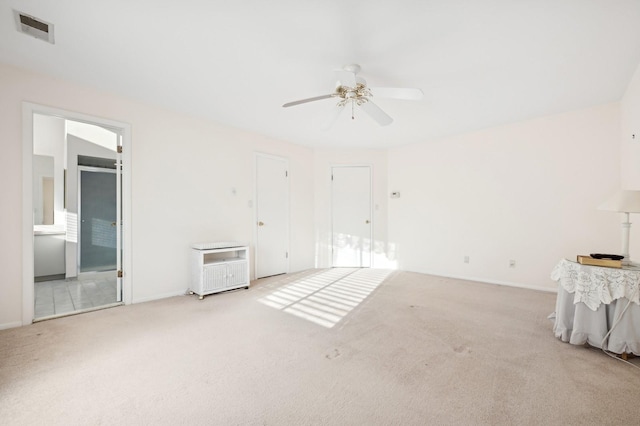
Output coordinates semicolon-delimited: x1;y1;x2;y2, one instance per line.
369;87;424;100
335;70;357;88
282;94;334;108
360;101;393;126
321;105;346;130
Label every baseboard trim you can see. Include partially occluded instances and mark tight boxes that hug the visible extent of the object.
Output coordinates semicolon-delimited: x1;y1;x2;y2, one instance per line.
411;270;557;293
0;321;24;330
132;290;188;304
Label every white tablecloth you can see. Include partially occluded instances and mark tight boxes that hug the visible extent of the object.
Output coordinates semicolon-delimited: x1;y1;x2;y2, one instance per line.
551;259;640;355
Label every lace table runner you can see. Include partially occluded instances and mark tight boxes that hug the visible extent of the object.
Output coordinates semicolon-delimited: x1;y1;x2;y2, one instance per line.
551;259;640;311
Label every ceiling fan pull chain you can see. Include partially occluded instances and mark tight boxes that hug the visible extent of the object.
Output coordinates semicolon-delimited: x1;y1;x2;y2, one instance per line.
352;99;355;120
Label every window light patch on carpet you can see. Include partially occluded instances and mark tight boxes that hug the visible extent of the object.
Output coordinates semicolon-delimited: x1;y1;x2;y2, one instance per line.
258;268;391;328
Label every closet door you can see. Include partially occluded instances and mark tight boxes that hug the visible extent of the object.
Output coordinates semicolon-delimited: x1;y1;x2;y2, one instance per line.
331;166;372;268
255;154;289;278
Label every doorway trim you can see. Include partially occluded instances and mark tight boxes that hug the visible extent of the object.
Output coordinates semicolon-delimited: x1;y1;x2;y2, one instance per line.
21;102;133;326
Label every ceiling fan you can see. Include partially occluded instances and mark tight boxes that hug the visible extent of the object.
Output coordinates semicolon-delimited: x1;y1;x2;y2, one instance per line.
282;64;424;128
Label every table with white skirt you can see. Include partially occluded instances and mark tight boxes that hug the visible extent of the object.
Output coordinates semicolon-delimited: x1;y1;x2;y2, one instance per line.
551;259;640;355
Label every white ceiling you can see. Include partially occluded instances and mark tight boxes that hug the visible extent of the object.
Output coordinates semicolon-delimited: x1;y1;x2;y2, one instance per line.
2;0;640;148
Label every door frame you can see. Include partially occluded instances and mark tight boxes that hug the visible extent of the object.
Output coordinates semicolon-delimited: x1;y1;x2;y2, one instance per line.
330;164;373;268
253;152;290;279
21;102;133;325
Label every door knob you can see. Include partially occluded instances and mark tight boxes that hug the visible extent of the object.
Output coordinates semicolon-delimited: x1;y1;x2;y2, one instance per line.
258;221;264;226
365;220;370;224
111;222;117;227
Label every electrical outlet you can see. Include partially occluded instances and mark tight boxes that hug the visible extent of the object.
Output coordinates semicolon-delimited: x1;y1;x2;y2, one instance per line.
464;256;469;264
509;259;516;268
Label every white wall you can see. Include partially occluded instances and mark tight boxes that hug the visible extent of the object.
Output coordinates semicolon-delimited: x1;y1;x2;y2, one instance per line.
388;103;622;290
0;62;315;328
66;120;120;154
313;149;390;268
620;61;640;260
621;63;640;185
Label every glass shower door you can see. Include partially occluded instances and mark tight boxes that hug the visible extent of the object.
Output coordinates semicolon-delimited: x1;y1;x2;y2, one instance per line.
78;168;117;273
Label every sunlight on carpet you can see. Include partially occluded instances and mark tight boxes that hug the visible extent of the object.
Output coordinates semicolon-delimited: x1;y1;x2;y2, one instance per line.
258;268;391;328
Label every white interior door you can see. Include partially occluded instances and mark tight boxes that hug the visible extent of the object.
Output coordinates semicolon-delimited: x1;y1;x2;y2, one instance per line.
256;154;289;279
331;166;372;267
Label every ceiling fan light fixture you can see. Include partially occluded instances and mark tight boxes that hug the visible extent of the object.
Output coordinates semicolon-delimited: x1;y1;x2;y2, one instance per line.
282;63;421;127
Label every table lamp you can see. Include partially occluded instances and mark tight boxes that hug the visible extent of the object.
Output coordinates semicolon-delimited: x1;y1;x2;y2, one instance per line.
598;189;640;265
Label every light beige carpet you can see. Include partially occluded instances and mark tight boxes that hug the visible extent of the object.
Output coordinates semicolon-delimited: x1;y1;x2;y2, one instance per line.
1;268;639;425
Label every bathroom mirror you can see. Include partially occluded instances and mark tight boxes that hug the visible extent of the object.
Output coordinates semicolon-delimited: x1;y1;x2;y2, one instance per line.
33;155;54;225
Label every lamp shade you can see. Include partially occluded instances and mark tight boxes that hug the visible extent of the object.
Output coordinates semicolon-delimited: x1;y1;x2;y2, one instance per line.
598;190;640;213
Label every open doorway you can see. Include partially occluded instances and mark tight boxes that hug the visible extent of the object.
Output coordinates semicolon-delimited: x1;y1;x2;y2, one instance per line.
22;103;132;325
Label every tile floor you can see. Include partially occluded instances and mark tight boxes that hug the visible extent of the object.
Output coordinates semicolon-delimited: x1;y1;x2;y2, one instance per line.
35;276;118;319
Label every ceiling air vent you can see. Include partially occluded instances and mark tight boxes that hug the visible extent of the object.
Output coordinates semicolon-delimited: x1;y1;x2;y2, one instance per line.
13;10;55;44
